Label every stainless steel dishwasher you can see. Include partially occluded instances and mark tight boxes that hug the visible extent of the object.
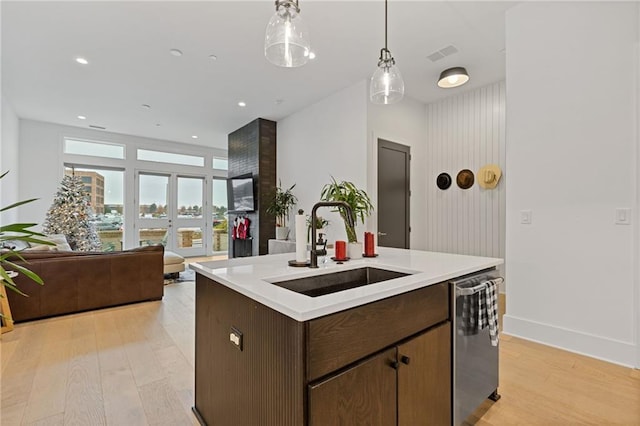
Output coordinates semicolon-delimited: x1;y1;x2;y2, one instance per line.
451;271;503;425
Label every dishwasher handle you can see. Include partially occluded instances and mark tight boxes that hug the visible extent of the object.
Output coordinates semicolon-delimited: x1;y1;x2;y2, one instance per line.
455;277;504;296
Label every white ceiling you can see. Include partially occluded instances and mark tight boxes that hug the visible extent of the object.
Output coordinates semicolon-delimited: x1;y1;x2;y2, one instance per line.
1;1;516;150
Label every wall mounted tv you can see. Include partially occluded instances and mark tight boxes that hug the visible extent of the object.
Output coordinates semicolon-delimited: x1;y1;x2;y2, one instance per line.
228;174;256;212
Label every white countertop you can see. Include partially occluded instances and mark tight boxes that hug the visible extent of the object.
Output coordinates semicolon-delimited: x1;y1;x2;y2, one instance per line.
189;247;503;321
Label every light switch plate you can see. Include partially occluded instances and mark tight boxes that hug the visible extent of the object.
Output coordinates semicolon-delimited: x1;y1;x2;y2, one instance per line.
615;208;631;225
520;210;532;225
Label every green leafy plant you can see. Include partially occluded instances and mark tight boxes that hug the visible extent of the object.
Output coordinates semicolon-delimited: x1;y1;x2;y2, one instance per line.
306;215;330;242
266;181;298;227
320;176;374;243
0;171;53;297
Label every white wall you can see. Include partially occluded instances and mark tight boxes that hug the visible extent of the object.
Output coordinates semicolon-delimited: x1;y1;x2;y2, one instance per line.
504;2;639;367
367;95;427;250
1;95;20;224
424;82;506;282
277;81;368;243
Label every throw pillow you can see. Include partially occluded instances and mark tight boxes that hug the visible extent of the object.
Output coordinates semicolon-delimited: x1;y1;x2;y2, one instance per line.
42;234;73;251
1;239;30;251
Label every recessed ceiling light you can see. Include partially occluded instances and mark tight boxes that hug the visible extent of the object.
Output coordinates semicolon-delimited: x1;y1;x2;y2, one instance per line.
192;135;198;139
141;104;151;109
75;57;89;65
238;101;246;107
77;115;86;120
170;49;183;57
209;54;218;60
308;51;316;60
155;123;161;127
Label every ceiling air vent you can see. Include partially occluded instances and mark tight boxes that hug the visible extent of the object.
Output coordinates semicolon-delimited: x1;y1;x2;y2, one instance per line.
427;44;459;62
89;125;106;130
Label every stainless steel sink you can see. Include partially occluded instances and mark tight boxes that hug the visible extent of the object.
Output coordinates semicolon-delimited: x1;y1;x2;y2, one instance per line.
268;267;412;297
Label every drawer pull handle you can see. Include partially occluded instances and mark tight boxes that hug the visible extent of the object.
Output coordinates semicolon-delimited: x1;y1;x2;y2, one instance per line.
390;361;399;370
400;355;411;365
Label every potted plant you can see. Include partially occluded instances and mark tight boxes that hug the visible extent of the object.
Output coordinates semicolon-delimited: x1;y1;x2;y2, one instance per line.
306;215;329;243
266;181;298;240
320;176;374;258
0;171;52;299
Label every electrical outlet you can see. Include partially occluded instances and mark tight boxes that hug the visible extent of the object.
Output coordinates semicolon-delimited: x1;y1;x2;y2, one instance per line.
230;326;243;351
520;210;532;225
615;208;631;225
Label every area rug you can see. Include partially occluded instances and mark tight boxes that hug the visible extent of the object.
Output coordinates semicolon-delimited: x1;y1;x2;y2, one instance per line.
164;267;195;285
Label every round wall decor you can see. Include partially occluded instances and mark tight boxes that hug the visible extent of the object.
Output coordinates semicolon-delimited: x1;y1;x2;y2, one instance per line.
456;169;475;189
436;173;452;190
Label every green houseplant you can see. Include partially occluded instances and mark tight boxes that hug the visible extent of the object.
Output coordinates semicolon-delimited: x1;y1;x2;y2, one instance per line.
306;215;329;243
0;171;52;298
320;176;374;244
266;181;298;240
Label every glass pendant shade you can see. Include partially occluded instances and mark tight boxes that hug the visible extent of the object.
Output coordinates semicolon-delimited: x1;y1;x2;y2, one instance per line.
369;0;404;105
370;59;405;105
264;2;311;68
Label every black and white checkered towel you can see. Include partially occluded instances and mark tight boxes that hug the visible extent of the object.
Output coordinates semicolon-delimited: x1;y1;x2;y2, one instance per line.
459;291;480;336
458;279;500;346
478;279;500;346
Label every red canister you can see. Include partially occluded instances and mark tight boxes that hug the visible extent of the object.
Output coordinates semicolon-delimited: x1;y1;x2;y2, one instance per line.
364;232;375;256
335;240;347;260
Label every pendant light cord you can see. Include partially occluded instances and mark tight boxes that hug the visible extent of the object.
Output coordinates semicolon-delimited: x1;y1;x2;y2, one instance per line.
384;0;388;51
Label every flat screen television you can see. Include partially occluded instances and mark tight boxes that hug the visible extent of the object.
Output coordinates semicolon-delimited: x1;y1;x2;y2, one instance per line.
227;174;255;212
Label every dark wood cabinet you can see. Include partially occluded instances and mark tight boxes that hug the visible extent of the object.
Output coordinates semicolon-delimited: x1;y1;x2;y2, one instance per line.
398;322;452;426
308;348;397;426
308;323;452;426
193;275;452;426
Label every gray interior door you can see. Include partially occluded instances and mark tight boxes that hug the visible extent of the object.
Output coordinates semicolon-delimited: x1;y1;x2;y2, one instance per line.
377;139;410;249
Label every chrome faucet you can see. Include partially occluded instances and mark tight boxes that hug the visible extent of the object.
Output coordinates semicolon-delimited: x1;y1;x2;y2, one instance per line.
310;201;355;268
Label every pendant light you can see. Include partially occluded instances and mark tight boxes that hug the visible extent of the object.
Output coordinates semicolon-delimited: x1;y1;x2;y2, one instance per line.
370;0;404;105
264;0;311;68
437;67;469;88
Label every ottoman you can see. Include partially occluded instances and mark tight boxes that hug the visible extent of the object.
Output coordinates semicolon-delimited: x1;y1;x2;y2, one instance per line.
164;250;185;278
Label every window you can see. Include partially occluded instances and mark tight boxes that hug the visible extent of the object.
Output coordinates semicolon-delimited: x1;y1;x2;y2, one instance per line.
213;157;228;170
65;166;125;252
137;149;204;167
64;138;125;159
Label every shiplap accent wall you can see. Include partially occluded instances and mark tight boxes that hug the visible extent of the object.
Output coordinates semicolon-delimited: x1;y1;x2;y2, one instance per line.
425;81;506;279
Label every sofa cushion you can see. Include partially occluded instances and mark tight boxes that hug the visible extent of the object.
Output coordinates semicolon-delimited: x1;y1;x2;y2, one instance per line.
25;244;53;251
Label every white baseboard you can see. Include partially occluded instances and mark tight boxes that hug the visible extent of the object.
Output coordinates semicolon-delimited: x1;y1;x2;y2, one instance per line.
503;314;637;368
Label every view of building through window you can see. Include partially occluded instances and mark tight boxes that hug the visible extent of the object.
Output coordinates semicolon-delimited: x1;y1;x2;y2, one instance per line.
65;166;124;251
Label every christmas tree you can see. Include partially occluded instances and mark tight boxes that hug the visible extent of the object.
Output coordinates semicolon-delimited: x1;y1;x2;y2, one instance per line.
43;174;101;251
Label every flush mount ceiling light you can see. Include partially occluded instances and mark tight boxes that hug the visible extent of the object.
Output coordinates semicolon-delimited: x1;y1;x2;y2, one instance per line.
370;0;404;105
77;115;86;120
437;67;470;88
192;135;198;139
264;0;311;68
238;101;247;107
170;49;183;57
75;57;89;65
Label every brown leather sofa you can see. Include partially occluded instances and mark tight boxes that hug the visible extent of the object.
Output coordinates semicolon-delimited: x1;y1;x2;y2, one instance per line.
5;245;164;322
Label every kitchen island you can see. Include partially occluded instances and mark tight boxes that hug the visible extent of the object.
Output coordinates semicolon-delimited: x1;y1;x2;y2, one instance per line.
190;247;503;426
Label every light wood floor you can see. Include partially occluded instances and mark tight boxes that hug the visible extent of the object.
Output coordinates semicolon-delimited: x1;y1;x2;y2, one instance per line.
1;282;639;425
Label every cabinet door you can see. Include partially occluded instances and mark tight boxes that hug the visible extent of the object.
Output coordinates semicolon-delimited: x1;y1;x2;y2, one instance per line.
398;322;451;426
308;348;397;426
